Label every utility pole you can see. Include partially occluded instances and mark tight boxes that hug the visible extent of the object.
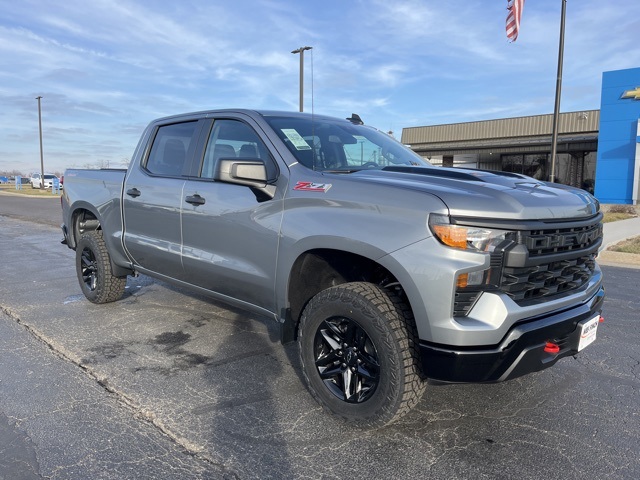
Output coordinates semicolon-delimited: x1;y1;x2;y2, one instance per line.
549;0;567;183
291;46;312;112
36;96;45;189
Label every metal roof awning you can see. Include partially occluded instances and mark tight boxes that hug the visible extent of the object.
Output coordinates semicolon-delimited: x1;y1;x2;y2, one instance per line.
402;110;600;157
410;133;598;156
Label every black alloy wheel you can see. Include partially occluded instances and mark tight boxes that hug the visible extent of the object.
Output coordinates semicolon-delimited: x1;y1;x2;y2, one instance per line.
80;245;99;292
313;316;380;403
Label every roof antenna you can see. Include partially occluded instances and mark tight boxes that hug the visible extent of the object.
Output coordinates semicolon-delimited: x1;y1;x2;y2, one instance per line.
347;113;363;125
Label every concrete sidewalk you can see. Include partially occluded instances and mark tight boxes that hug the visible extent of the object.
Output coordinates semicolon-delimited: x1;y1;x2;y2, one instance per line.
599;216;640;268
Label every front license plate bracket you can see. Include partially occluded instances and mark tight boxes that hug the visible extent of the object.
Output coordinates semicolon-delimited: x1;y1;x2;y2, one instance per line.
577;315;599;352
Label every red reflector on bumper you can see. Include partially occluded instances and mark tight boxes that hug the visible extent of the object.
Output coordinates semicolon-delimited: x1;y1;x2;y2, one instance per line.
544;342;560;354
599;316;604;323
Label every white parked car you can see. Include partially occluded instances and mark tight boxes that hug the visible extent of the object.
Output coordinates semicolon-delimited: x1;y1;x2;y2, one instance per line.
30;173;62;189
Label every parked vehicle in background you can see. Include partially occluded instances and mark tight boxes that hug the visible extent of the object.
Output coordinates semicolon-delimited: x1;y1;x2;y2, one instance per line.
61;109;605;427
0;176;8;183
31;173;62;189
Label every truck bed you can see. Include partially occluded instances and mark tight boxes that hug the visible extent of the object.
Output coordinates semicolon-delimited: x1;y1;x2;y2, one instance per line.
61;168;127;258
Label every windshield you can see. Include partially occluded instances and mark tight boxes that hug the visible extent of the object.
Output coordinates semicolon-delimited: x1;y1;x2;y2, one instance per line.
264;115;431;172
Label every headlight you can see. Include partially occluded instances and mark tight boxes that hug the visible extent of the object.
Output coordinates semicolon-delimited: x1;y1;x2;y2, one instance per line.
429;214;511;252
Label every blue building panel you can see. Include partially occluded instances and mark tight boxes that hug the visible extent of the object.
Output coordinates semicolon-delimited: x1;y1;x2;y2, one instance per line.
597;179;631;201
595;67;640;204
598;119;637;142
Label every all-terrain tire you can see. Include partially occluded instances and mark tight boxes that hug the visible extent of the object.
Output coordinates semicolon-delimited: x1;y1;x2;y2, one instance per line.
298;282;426;428
76;230;126;304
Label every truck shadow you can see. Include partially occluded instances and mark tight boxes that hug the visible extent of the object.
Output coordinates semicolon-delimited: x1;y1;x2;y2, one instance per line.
127;277;305;478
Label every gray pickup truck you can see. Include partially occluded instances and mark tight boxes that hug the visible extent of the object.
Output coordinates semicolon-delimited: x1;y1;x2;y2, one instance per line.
62;109;604;427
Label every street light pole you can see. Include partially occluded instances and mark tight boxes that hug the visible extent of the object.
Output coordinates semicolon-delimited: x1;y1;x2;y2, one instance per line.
291;46;312;112
36;96;45;189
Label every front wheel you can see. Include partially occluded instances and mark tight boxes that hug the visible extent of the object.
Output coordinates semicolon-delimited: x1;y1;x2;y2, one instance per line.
298;282;426;427
75;230;126;304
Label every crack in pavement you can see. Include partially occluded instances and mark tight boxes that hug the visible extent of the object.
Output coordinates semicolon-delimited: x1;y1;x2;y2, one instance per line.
0;304;240;480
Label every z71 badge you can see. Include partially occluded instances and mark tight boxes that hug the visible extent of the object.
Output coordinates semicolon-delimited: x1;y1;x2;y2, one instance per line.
293;181;332;193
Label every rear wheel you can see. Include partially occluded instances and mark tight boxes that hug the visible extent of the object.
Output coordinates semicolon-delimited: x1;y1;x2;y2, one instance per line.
76;230;126;304
298;282;426;427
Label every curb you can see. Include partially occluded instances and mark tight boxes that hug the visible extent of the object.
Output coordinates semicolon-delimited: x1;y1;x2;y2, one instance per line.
597;249;640;269
0;190;62;199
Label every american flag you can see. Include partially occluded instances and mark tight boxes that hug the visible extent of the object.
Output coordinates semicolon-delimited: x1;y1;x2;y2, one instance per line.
506;0;525;42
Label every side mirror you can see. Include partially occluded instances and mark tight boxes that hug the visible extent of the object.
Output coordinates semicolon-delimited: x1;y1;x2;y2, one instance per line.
215;158;267;186
214;158;276;199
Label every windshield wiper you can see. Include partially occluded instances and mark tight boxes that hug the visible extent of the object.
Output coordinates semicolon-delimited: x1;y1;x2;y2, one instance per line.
321;169;361;174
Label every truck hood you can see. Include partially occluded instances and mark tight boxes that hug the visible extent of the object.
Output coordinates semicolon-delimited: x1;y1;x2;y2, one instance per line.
350;166;599;220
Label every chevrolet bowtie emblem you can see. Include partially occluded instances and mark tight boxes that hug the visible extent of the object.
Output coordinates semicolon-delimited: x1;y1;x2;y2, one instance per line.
621;87;640;100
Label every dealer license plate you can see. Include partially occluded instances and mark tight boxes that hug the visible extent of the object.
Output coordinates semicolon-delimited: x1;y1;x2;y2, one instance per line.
578;316;599;351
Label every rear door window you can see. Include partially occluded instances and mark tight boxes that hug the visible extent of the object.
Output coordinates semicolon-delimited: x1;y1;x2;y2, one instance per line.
145;121;199;177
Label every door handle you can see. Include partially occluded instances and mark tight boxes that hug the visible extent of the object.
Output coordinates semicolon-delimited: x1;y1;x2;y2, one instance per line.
185;194;206;206
126;188;141;198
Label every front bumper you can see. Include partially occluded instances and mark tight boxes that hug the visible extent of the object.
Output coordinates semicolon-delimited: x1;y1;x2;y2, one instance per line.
419;286;605;383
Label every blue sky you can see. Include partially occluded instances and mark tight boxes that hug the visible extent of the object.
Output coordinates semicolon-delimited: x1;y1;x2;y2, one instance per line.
1;0;639;174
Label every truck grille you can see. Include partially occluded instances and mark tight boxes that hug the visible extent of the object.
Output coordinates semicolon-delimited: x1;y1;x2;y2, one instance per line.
520;223;602;257
500;253;596;303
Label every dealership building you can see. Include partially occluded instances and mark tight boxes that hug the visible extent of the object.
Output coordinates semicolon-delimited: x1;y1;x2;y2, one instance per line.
401;67;640;204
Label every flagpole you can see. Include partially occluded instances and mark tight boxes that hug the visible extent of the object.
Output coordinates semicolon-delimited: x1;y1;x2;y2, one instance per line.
549;0;567;182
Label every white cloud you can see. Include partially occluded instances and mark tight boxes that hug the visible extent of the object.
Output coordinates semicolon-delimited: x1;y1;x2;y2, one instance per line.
0;0;637;173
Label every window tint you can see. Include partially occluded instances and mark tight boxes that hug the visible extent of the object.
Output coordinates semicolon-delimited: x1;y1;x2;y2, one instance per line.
201;119;273;179
146;121;198;176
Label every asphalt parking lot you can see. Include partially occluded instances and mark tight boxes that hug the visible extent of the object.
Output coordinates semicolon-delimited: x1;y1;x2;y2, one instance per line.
1;196;639;479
